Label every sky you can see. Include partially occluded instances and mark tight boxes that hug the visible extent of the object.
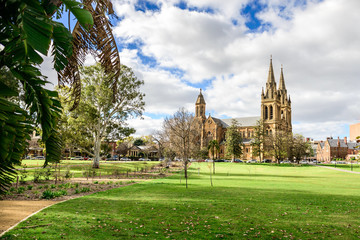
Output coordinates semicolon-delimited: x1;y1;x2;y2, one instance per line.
42;0;360;140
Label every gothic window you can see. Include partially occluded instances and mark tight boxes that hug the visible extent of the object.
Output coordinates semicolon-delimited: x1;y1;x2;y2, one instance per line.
266;130;269;135
270;105;273;119
270;130;272;135
281;110;284;119
264;106;268;119
208;131;211;136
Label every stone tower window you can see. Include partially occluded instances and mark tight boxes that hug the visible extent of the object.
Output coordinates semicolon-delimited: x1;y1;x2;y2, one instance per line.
281;110;284;119
264;106;268;119
270;105;273;119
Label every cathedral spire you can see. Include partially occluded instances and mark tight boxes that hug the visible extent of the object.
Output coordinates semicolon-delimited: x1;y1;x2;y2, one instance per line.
196;88;205;105
279;64;286;90
267;56;276;85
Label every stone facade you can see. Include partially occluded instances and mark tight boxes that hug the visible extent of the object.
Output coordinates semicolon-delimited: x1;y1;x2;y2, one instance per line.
195;58;292;160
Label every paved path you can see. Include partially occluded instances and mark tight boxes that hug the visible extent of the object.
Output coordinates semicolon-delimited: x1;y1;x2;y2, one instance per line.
0;200;59;236
316;165;360;174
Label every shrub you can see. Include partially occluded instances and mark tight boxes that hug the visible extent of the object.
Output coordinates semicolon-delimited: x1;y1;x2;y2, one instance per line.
80;187;90;193
37;185;43;189
74;183;79;188
42;190;55;199
42;189;67;199
94;181;99;184
75;189;80;194
99;181;105;185
9;187;16;192
43;184;49;189
107;181;113;185
27;185;33;190
17;187;25;194
54;190;67;197
50;184;56;189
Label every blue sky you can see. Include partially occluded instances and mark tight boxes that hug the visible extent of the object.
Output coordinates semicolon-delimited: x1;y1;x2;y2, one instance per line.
44;0;359;140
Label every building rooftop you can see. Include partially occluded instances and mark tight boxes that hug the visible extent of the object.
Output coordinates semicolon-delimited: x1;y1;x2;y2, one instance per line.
219;116;261;128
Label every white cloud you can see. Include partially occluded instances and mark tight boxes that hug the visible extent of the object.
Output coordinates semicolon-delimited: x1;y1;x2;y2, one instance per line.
126;115;164;137
37;0;360;139
111;0;360;140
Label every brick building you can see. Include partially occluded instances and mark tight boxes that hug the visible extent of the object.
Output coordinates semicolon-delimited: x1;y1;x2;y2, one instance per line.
317;137;360;162
195;58;292;160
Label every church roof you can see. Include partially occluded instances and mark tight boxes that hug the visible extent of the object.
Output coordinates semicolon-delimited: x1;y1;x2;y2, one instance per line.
219;116;261;128
348;141;360;150
327;139;347;148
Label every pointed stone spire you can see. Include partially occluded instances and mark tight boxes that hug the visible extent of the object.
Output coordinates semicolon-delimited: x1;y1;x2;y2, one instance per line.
196;88;205;105
267;56;276;85
279;64;286;90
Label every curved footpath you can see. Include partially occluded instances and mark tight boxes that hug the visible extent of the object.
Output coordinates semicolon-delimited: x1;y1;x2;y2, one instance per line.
0;200;59;236
315;165;360;174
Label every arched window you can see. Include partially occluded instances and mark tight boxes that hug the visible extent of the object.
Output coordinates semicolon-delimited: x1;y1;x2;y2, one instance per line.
270;105;273;119
265;106;268;119
269;130;272;135
281;110;284;119
266;130;269;135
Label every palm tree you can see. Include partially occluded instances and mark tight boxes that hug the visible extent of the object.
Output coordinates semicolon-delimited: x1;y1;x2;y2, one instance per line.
208;140;220;174
0;0;119;194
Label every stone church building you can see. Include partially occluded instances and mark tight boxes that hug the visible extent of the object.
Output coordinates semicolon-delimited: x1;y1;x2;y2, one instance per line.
195;58;292;160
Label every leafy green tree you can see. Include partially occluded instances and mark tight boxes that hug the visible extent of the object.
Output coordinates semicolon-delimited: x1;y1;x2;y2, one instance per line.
225;120;243;161
264;130;291;164
251;120;265;162
208;140;220;174
0;0;94;194
134;138;145;146
58;64;145;168
288;134;312;163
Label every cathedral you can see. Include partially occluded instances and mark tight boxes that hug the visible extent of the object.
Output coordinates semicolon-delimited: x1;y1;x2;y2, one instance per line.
195;58;292;160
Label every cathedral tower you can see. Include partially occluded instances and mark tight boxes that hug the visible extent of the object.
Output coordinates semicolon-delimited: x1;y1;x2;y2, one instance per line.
261;57;292;134
195;89;206;121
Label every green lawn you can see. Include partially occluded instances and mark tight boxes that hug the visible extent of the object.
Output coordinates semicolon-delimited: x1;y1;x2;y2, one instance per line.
2;163;360;239
322;163;360;172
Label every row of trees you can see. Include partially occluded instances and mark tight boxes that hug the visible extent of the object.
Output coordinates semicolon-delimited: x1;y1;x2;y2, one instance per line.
251;121;313;164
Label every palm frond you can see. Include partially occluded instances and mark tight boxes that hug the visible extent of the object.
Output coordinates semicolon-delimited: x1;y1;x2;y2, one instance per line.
58;0;120;108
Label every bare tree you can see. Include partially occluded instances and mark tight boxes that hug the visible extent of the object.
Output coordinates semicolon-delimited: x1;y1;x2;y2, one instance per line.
151;131;167;158
163;108;200;188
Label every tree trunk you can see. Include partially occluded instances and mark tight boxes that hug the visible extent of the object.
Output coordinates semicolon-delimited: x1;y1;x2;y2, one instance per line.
93;135;101;168
184;161;188;189
212;160;215;174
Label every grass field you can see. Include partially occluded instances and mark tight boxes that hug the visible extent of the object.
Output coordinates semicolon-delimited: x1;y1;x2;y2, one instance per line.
2;163;360;239
322;163;360;172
